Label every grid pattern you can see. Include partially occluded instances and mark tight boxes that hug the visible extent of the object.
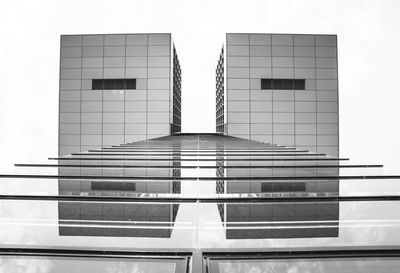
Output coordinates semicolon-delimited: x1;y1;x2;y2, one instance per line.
172;45;182;134
59;202;177;237
224;34;339;156
59;34;177;156
216;46;225;133
3;133;400;270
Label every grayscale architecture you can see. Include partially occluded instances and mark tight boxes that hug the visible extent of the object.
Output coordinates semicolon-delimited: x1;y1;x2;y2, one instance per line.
216;33;338;156
2;32;400;273
59;33;181;156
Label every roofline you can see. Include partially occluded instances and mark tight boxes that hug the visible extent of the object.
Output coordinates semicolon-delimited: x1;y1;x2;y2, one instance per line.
60;32;172;37
226;32;337;36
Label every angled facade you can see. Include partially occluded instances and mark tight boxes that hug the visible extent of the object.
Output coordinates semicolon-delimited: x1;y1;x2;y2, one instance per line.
216;33;339;156
59;33;181;156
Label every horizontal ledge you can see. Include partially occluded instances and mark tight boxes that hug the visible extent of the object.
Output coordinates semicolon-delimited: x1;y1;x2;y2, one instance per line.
70;153;326;157
0;247;191;259
2;174;399;181
104;148;306;152
1;194;400;203
92;149;311;153
203;248;400;260
50;157;348;161
14;164;384;169
111;146;296;150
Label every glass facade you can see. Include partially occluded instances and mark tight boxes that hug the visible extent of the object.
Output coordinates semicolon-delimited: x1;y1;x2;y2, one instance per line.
216;46;225;133
1;32;399;273
206;255;400;273
0;254;188;273
2;134;400;272
218;34;339;157
59;34;181;156
172;46;182;134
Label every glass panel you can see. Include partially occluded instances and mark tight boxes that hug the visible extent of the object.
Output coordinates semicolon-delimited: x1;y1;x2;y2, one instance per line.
104;46;125;57
208;257;400;273
227;34;249;45
249;34;271;45
83;35;103;46
0;255;186;273
227;45;249;56
3;132;400;272
148;34;171;45
104;34;125;46
126;34;148;45
61;35;82;47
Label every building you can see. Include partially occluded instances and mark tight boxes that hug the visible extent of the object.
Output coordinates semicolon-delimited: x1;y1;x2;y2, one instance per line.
59;33;181;156
216;33;340;240
216;33;338;156
1;32;400;273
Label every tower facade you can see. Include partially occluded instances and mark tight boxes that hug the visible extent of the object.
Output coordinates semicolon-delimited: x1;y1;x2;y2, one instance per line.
216;33;338;156
59;33;181;156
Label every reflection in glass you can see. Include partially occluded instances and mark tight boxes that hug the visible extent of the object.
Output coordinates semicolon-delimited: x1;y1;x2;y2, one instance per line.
57;145;181;238
0;255;186;273
216;144;339;239
208;257;400;273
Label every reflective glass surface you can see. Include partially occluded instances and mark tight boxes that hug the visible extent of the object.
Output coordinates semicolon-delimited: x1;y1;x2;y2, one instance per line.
207;257;400;273
1;134;400;272
0;255;188;273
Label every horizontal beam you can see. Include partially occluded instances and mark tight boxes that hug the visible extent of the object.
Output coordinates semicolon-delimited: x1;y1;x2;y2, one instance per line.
1;174;398;181
14;164;384;169
1;194;400;203
49;157;349;162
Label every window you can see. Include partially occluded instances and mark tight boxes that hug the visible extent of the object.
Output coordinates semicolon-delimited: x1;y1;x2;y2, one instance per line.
91;182;136;191
261;182;306;192
205;255;400;273
92;79;136;90
261;78;305;90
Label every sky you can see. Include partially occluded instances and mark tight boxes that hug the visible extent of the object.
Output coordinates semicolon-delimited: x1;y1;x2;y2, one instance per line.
0;0;400;173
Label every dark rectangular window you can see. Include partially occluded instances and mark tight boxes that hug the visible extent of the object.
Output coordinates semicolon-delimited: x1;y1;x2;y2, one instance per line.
260;79;272;89
261;182;306;192
92;79;136;90
91;182;136;191
125;79;136;89
294;79;305;90
92;79;104;90
261;79;305;90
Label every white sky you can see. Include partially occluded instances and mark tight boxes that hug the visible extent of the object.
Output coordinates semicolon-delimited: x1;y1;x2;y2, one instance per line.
0;0;400;174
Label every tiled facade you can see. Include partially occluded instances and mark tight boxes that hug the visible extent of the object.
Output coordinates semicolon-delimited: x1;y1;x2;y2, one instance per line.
172;46;182;133
217;33;339;156
216;46;225;133
59;33;181;156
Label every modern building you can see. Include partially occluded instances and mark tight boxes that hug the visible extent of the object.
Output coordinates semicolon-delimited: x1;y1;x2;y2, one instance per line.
216;33;338;156
59;33;181;156
216;33;340;240
2;32;400;273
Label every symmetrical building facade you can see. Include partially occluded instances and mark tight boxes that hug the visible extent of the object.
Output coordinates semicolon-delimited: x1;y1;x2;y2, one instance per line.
216;33;338;156
2;32;400;273
59;33;181;156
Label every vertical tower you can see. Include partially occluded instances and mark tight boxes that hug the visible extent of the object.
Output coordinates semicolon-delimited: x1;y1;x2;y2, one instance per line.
59;33;181;156
217;33;338;156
